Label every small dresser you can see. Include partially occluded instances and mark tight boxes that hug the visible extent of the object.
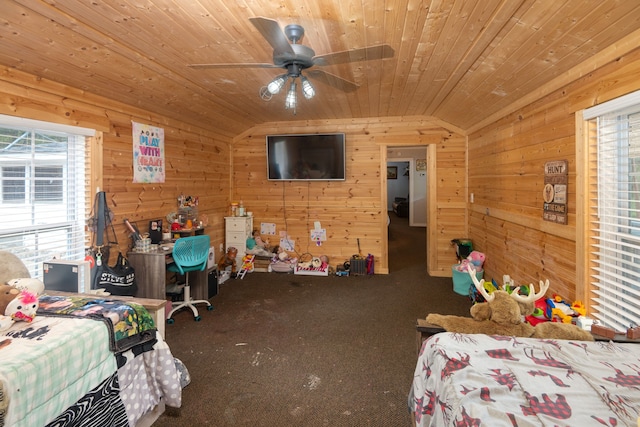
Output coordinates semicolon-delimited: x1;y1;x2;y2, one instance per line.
224;216;253;260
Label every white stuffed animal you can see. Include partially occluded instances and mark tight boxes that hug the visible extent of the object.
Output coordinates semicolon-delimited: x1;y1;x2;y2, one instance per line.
7;278;45;295
0;315;14;331
5;291;39;323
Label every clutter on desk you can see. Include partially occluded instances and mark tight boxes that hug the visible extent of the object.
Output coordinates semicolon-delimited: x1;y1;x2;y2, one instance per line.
166;193;206;238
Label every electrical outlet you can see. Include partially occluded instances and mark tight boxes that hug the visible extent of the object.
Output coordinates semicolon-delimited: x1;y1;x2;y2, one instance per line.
219;243;224;253
470;193;474;203
485;208;490;216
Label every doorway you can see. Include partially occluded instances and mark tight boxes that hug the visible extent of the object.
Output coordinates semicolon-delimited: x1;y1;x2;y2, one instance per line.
385;146;428;272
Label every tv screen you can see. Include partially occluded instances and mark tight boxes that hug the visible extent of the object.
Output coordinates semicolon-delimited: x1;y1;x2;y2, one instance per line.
266;133;346;181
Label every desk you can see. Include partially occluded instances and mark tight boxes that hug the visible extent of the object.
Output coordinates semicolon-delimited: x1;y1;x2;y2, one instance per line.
127;247;211;301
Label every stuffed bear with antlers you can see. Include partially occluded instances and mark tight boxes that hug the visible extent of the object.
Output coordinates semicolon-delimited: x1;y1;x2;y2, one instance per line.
426;266;594;341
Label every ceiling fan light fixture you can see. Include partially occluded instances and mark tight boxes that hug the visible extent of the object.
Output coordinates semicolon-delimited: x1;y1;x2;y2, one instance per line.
300;75;315;99
285;81;297;110
267;74;288;94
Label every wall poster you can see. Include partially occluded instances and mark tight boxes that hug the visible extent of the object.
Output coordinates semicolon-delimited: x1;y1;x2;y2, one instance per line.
543;160;568;224
132;121;165;183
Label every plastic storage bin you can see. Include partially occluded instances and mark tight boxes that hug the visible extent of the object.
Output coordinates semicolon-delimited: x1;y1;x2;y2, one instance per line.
452;265;484;296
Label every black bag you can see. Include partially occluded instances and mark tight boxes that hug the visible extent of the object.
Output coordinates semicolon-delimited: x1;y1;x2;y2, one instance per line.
94;252;138;296
88;191;137;295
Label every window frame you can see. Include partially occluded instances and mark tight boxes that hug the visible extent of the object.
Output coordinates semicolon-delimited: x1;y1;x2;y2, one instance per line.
0;115;96;279
580;90;640;332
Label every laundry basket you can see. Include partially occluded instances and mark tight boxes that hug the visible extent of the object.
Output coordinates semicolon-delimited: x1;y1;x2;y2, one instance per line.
452;264;483;296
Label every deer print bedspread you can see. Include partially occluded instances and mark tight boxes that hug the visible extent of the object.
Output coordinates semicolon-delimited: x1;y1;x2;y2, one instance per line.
410;332;640;427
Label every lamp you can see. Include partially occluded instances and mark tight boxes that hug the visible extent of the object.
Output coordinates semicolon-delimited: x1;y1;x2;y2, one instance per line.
300;76;315;99
284;81;297;110
264;64;315;111
267;74;288;95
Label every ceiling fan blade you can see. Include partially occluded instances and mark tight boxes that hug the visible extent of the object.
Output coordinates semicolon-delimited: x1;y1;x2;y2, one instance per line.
306;69;359;92
188;63;279;69
249;17;295;56
313;44;394;66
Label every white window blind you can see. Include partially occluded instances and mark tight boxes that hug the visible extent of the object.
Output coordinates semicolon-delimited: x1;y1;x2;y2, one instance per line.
584;93;640;332
0;118;91;280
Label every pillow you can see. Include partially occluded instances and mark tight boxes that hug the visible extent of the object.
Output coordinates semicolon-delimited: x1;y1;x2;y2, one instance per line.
0;250;30;285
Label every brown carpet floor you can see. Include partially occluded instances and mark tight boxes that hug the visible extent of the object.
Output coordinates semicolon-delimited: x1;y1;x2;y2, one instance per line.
153;214;471;426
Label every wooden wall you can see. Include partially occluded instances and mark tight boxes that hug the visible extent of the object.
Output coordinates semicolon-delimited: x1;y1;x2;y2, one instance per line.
232;117;466;275
467;46;640;302
0;67;232;260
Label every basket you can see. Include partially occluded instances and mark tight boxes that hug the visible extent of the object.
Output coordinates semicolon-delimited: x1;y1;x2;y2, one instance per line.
452;265;483;296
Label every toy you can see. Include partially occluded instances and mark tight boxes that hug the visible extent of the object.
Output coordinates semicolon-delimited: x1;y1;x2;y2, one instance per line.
0;250;31;286
238;254;255;279
246;230;275;257
454;251;486;273
547;294;582;323
0;284;21;315
0;315;14;331
426;266;594;341
6;277;45;295
218;247;238;276
3;288;38;322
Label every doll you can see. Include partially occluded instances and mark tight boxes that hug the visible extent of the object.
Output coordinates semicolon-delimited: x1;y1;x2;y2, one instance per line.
218;247;238;276
246;230;274;257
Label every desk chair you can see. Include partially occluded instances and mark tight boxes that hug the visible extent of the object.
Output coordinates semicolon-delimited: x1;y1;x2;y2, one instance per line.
166;235;213;323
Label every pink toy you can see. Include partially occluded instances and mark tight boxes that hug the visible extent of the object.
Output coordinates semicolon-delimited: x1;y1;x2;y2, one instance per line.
455;251;486;272
467;251;485;268
5;290;38;323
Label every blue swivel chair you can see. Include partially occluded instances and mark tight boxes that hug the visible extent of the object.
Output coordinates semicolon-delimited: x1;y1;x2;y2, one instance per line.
166;235;213;323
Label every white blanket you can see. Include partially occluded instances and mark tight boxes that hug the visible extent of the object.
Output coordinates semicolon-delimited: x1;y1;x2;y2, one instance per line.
411;333;640;426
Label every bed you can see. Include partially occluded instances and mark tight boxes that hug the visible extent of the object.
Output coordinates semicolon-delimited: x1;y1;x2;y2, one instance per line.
0;294;182;427
410;332;640;427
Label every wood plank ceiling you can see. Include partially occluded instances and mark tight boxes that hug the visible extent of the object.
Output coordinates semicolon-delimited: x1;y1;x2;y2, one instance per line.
1;0;640;137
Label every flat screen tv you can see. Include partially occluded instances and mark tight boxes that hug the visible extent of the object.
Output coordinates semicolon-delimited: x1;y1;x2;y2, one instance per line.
266;133;346;181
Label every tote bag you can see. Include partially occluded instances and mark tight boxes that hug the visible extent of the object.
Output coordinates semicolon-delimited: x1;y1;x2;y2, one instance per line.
94;252;138;296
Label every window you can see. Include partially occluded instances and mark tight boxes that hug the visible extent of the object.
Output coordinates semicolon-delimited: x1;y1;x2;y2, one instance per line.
0;115;95;279
584;91;640;331
2;166;25;202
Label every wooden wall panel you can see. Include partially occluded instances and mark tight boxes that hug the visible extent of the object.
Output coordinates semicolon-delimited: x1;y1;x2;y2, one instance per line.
0;67;232;262
468;47;640;302
233;118;466;275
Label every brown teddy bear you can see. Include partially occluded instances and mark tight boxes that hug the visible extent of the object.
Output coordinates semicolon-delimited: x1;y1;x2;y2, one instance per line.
0;284;20;315
427;267;594;341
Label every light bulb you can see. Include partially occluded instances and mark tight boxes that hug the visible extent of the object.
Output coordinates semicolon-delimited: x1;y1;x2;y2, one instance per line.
300;76;315;99
285;81;297;110
267;75;288;94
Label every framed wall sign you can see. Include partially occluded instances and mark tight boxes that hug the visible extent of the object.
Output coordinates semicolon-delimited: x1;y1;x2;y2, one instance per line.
543;160;568;224
387;166;398;179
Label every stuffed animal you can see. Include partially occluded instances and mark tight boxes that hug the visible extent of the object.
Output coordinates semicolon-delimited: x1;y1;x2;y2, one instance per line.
0;250;30;286
426;266;594;341
5;291;38;322
0;284;21;315
6;277;45;295
0;315;14;331
0;284;38;323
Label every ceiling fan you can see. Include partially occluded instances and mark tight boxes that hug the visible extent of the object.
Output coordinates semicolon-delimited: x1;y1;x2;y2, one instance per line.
187;17;395;111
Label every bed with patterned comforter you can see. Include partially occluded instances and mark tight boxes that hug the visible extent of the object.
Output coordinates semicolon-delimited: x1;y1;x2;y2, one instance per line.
410;332;640;427
0;294;181;427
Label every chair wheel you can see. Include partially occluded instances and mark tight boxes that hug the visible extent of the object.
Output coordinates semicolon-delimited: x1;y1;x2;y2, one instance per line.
207;305;214;311
194;315;202;322
167;318;175;324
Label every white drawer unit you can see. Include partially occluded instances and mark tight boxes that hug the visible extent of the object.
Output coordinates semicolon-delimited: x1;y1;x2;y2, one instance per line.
224;216;253;260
